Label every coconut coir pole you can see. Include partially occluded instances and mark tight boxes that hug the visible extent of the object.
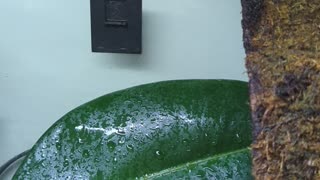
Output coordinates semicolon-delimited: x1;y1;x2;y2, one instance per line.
241;0;320;179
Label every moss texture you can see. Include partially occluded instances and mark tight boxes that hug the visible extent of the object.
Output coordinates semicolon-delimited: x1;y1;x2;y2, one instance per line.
242;0;320;179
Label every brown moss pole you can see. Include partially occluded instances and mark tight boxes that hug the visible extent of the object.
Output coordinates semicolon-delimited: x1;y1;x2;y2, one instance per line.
241;0;320;179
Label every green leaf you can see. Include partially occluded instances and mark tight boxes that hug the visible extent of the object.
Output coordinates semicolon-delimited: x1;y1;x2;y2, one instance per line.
141;148;252;179
13;80;252;179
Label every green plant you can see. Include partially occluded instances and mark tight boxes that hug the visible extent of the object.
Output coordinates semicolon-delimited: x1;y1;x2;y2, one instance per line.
13;80;252;179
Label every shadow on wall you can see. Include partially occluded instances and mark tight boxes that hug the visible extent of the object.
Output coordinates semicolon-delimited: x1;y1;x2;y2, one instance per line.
96;11;158;70
0;117;5;152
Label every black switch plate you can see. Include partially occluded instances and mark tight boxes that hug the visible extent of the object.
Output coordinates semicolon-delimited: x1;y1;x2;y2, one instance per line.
90;0;142;54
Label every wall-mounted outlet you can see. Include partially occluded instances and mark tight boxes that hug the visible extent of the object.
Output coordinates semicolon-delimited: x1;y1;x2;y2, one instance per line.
90;0;142;54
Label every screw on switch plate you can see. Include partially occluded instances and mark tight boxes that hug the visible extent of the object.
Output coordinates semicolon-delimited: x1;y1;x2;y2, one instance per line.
90;0;142;54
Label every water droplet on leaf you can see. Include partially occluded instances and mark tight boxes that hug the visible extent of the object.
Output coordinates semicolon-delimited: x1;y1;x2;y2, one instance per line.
126;144;134;152
182;139;189;144
118;137;125;144
156;151;162;156
82;150;90;158
107;141;116;152
145;134;152;139
116;128;126;136
63;159;69;167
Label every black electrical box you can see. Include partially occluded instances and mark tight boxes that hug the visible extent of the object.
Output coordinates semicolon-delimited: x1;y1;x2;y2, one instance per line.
90;0;142;54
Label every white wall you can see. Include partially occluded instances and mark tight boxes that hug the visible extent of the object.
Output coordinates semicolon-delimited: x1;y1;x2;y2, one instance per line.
0;0;246;178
